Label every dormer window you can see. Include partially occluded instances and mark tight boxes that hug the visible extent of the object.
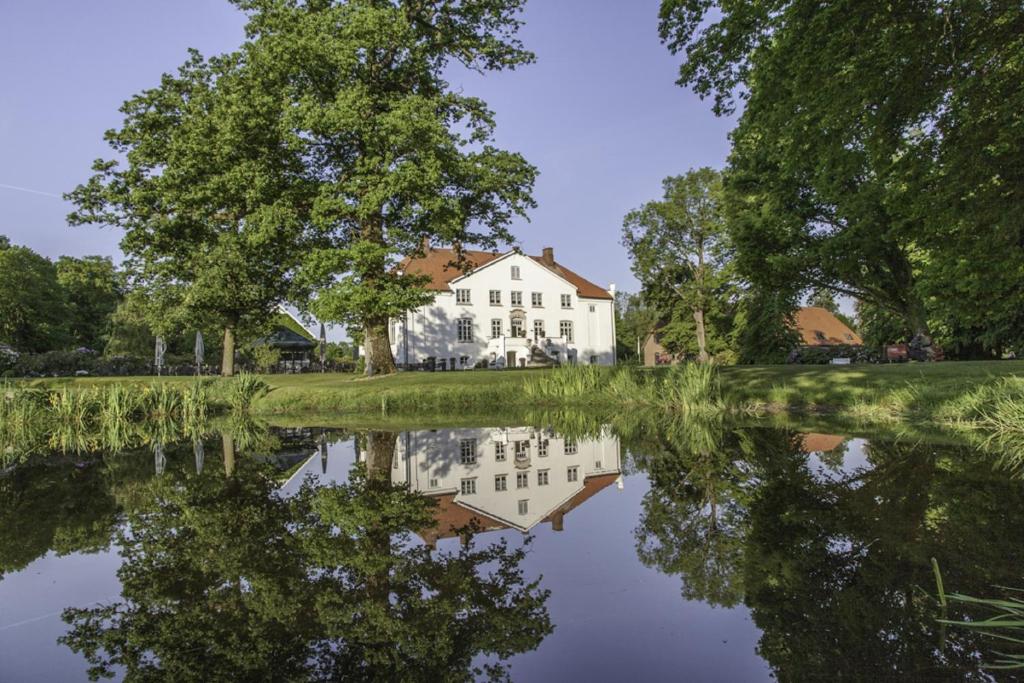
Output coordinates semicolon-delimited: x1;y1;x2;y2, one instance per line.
511;265;521;280
814;330;827;342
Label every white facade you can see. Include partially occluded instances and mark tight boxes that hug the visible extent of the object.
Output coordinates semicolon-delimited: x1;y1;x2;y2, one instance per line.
390;250;617;368
392;426;623;533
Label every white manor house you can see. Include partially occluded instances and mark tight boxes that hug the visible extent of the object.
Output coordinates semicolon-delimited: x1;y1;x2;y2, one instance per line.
390;245;617;369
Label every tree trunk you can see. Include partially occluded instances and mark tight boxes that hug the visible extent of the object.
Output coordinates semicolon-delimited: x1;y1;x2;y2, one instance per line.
365;431;397;479
363;317;397;376
693;308;710;363
221;326;236;377
222;432;236;477
905;299;931;339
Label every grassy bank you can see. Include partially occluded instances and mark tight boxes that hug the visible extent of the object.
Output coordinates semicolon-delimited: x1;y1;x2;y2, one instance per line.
14;360;1024;427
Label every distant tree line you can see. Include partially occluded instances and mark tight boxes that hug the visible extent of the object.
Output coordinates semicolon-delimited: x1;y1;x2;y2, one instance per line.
0;235;359;374
620;2;1024;363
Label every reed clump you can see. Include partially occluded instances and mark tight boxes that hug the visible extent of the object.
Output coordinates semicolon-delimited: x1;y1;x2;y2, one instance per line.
521;362;726;414
225;372;269;413
0;381;218;461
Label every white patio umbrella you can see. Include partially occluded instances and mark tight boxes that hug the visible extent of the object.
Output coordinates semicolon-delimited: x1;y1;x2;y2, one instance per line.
154;336;167;376
194;331;205;375
319;323;327;372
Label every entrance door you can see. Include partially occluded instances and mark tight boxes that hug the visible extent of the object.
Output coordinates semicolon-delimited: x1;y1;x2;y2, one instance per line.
506;351;516;368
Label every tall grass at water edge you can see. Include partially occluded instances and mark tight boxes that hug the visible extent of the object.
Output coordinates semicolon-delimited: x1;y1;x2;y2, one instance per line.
522;363;724;414
0;377;263;462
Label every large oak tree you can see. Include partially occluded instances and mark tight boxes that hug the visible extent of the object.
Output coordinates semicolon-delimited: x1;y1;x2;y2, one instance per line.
242;0;538;375
68;49;314;375
660;0;1024;353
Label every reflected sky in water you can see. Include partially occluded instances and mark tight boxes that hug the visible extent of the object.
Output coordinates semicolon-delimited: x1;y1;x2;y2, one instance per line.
1;422;1022;681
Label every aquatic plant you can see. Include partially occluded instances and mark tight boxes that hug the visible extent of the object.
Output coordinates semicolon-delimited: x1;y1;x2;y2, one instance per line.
658;362;722;415
522;365;607;400
226;373;269;413
934;561;1024;670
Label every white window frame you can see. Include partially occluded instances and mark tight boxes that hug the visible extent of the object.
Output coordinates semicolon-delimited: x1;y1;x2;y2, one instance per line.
429;477;441;488
561;294;572;309
495;474;508;491
456;288;471;304
460;478;477;495
559;320;574;343
457;318;473;343
491;318;503;339
564;439;578;455
511;265;521;280
531;292;543;307
516;471;529;489
495;442;506;461
489;289;501;305
567;466;578;482
459;438;477;464
538;469;550;486
518;499;529;515
533;320;545;339
511;290;523;306
538;439;549;457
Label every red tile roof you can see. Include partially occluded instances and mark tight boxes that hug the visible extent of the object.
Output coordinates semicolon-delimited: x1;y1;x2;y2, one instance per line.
399;247;613;300
793;307;863;346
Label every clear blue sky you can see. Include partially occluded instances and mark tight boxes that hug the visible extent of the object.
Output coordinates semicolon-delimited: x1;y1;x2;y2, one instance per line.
0;0;734;297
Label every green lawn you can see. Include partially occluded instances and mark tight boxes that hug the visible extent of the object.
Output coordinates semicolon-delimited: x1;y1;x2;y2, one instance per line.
17;360;1024;423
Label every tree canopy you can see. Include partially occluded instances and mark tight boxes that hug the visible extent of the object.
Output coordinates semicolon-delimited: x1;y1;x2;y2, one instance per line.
622;168;735;362
0;236;70;352
660;0;1024;356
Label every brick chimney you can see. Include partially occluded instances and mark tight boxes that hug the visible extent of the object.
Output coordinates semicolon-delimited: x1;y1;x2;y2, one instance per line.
541;246;554;266
550;510;564;532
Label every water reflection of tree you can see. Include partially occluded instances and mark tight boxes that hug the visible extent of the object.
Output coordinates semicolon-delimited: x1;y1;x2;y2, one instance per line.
630;425;1024;679
0;456;118;579
630;417;762;608
61;431;552;681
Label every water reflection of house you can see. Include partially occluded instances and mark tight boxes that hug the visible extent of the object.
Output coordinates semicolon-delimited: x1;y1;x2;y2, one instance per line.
392;427;622;542
799;432;847;454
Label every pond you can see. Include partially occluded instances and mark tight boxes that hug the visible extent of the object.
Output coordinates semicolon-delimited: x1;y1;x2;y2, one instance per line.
1;419;1023;681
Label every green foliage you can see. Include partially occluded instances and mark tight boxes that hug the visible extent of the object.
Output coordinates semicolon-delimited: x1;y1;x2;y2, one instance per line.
660;0;1024;354
248;344;281;373
55;255;122;351
622;168;735;362
614;291;659;363
0;237;69;352
225;372;269;413
67;42;315;371
731;288;800;365
255;0;538;374
855;300;913;349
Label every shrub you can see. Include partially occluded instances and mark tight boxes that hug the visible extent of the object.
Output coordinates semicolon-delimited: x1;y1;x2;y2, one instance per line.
226;372;269;413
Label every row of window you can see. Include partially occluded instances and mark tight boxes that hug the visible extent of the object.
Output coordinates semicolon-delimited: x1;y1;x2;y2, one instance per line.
457;289;573;309
459;438;577;463
459;466;581;495
458;319;576;343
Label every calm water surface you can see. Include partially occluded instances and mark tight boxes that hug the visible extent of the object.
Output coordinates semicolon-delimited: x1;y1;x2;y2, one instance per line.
1;421;1022;681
